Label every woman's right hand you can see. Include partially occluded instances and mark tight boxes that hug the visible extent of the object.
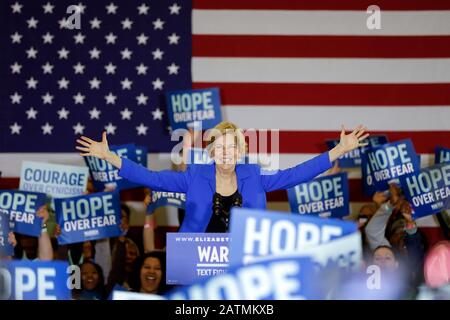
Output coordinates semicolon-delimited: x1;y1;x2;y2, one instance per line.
76;131;110;160
76;132;122;168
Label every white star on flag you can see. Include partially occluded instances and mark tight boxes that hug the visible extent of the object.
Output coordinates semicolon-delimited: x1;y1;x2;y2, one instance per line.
105;62;117;74
42;32;54;44
58;47;70;59
105;92;117;104
73;92;86;104
90;18;102;29
152;78;164;90
105;123;117;134
73;62;85;74
11;2;23;14
136;93;149;105
106;3;118;14
73;123;85;135
121;18;133;30
26;107;38;119
136;123;148;135
42;62;54;74
11;62;22;74
89;107;101;119
121;48;133;60
42;92;54;104
76;3;86;14
137;3;150;15
58;78;70;89
168;33;180;44
105;33;117;44
42;122;54;135
121;78;133;90
27;17;39;29
27;77;39;89
152;48;164;60
10;122;22;135
57;108;70;119
169;3;181;15
58;18;69;29
120;108;133;120
136;63;148;75
26;47;38;59
11;32;22;43
10;92;22;104
43;2;54;14
153;18;164;30
74;32;86;44
167;63;180;75
152;108;164;120
89;78;101;89
136;33;148;45
89;47;101;59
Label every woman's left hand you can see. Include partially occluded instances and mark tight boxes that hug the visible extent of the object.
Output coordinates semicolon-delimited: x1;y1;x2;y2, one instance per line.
338;125;369;154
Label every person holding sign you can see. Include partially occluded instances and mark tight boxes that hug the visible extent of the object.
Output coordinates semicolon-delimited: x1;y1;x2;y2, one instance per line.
76;122;369;232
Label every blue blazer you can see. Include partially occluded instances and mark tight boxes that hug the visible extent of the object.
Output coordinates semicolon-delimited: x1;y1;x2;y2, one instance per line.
118;152;332;232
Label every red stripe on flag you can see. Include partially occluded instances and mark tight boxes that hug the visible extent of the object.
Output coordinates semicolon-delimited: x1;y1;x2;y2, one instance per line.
276;131;450;154
193;82;450;106
193;0;450;10
193;35;450;58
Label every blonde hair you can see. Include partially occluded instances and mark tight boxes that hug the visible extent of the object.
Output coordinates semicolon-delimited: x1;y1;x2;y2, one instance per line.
206;121;246;157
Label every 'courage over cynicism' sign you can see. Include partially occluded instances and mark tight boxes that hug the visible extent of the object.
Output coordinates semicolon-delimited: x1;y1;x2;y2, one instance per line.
166;87;222;130
19;161;88;199
400;163;450;219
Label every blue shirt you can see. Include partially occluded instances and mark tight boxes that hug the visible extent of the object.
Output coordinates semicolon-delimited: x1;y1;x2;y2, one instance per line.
118;152;332;232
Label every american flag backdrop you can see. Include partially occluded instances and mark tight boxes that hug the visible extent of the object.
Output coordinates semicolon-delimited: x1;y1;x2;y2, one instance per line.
1;0;450;234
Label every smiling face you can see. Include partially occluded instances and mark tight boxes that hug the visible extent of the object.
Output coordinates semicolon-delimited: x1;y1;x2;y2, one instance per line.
81;263;100;291
212;132;240;170
373;247;399;271
140;257;162;294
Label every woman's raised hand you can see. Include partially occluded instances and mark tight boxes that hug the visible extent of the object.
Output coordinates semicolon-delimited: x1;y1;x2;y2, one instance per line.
338;124;370;153
76;131;110;159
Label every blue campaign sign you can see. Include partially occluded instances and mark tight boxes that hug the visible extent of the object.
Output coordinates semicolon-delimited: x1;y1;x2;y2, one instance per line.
228;207;358;266
326;135;388;168
399;163;450;219
147;191;186;214
84;144;141;191
166;87;222;130
287;172;349;218
0;190;47;237
365;139;420;191
19;161;88;199
135;145;148;167
54;191;122;245
166;233;230;285
0;260;71;300
0;210;13;257
166;256;320;300
361;150;378;196
435;146;450;164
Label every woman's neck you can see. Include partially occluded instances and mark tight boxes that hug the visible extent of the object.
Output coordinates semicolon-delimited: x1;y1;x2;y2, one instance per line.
215;166;235;181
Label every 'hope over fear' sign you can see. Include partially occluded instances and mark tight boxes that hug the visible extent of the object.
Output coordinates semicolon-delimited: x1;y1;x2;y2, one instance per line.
54;191;122;244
